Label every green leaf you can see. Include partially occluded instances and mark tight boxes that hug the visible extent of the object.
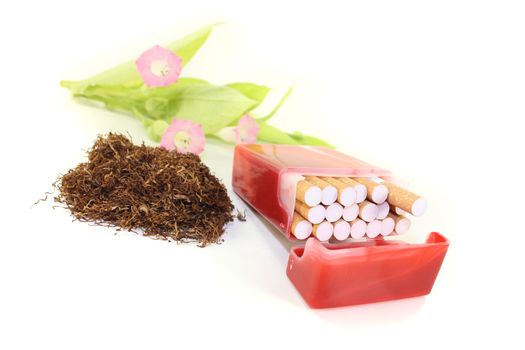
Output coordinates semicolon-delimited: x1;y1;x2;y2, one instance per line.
288;131;334;148
256;122;333;147
256;122;300;144
70;81;258;135
167;24;216;67
71;84;141;111
131;106;154;127
69;79;267;137
226;82;270;104
139;77;209;99
257;86;293;122
158;84;258;134
146;120;169;142
61;24;215;92
144;97;169;119
175;77;209;86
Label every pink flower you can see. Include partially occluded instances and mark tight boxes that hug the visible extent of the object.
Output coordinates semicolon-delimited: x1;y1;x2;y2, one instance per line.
135;45;182;87
160;119;205;154
233;114;259;144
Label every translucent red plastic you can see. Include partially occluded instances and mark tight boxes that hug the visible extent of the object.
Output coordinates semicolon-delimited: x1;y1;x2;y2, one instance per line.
232;144;449;308
232;144;393;239
287;233;449;308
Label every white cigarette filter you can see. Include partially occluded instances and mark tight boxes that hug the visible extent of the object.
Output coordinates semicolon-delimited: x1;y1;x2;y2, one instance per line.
312;221;334;241
295;201;325;224
325;202;344;223
333;220;351;241
376;201;390;220
342;203;359;222
305;176;337;206
358;200;379;222
366;220;382;238
322;177;357;206
391;207;407;215
296;179;322;207
355;178;389;204
380;217;395;236
338;177;367;203
350;219;367;239
291;213;313;240
388;213;411;235
383;181;427;217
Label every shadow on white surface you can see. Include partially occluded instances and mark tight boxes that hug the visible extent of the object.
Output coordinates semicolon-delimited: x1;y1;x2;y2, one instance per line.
313;296;426;326
215;199;303;303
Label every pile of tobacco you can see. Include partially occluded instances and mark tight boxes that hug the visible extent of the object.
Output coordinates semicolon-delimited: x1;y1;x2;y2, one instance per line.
54;133;234;246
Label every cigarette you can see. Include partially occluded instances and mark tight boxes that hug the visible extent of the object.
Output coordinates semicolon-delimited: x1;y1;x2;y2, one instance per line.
312;221;334;241
296;179;322;207
380;217;395;236
304;176;338;205
358;200;379;222
376;201;390;220
295;201;325;224
322;177;357;206
391;207;407;215
338;177;367;203
388;212;411;235
366;220;382;238
355;178;389;204
342;203;359;222
333;219;351;241
291;212;313;240
325;202;344;222
383;181;427;217
350;219;367;239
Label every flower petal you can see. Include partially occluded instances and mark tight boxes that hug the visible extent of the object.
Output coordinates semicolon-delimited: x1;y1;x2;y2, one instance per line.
136;45;182;87
233;114;260;144
161;118;205;154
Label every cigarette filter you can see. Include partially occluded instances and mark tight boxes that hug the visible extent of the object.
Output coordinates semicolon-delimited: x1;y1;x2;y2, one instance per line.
323;177;357;206
339;177;367;203
380;217;395;236
388;212;411;235
312;221;334;241
391;206;407;215
295;201;325;224
342;203;359;222
305;176;338;206
358;200;378;222
376;201;390;220
349;219;367;239
291;213;313;240
325;202;344;223
366;220;382;238
333;220;351;241
355;178;388;204
383;181;427;217
296;180;322;207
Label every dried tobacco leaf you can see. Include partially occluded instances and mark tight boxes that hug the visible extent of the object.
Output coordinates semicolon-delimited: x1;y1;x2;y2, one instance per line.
55;133;233;246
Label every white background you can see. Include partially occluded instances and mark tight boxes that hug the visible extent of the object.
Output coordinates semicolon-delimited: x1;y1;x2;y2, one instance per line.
1;0;524;349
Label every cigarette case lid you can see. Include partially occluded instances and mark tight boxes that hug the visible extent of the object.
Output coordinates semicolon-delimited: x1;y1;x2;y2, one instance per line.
232;144;449;308
287;232;449;308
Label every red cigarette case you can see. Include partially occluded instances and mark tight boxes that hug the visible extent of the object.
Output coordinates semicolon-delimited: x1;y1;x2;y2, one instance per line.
232;144;449;308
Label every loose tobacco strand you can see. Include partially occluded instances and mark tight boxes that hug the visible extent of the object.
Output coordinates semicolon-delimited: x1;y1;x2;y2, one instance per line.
55;133;234;246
